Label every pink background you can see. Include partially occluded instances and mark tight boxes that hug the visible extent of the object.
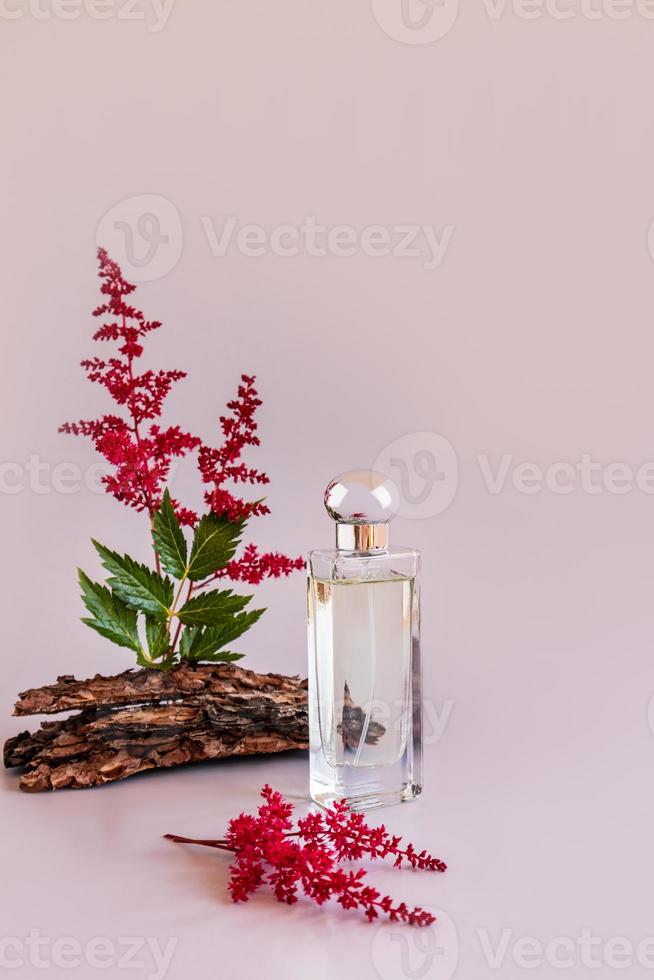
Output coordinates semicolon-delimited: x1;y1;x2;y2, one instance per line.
2;3;654;979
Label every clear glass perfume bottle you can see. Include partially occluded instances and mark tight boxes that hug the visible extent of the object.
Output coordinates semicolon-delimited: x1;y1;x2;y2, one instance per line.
307;470;422;811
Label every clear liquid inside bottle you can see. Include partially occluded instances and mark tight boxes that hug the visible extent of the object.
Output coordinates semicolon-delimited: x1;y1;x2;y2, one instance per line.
308;551;422;811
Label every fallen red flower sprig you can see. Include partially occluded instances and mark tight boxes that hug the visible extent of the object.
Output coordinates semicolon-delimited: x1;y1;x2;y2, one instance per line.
164;785;446;925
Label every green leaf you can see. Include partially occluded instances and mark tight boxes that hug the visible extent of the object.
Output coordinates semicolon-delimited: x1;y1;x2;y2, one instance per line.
136;650;174;671
145;616;171;661
207;608;265;647
186;514;243;582
179;626;199;660
78;570;142;655
190;650;243;664
176;589;252;626
152;489;188;579
92;540;174;620
184;608;265;662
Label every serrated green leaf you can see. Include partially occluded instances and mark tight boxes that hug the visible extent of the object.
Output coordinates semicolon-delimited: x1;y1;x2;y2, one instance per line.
92;540;174;620
185;627;222;662
207;608;265;647
179;626;199;659
176;589;252;626
181;623;245;663
152;489;188;579
135;650;174;671
145;616;171;660
191;650;243;663
186;515;243;582
184;608;265;661
79;569;142;655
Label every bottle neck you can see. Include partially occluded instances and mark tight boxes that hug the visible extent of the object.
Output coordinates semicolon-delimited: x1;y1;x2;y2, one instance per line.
335;523;388;552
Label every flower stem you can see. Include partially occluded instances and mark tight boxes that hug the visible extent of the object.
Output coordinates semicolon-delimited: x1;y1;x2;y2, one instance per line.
193;572;222;591
164;834;233;852
121;310;162;575
170;576;188;616
169;580;193;657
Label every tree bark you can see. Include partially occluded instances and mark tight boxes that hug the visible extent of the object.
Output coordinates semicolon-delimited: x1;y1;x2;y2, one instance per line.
4;664;308;792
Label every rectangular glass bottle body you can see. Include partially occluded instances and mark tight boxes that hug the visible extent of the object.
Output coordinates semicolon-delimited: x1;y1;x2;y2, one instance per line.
307;545;422;811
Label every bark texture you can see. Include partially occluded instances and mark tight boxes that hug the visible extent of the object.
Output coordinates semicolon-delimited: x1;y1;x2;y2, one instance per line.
4;664;308;792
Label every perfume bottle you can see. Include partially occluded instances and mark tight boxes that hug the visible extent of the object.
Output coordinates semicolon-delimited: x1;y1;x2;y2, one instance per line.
307;470;422;811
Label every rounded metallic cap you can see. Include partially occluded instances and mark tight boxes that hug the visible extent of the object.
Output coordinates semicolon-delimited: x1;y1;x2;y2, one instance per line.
324;470;400;525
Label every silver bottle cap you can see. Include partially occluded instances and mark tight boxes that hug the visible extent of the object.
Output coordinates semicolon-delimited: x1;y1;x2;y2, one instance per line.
324;470;400;551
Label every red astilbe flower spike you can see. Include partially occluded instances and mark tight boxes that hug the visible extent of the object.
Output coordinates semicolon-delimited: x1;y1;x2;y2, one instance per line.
60;248;200;521
197;377;304;583
298;801;448;871
221;543;305;586
198;374;270;522
164;785;446;926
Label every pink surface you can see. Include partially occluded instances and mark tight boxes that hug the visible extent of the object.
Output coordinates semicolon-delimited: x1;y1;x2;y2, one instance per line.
3;1;654;978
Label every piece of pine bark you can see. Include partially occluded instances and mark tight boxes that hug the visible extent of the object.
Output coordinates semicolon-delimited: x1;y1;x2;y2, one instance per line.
11;663;306;716
5;664;308;792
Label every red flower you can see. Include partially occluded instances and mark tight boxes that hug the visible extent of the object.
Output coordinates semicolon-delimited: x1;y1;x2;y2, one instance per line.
195;380;305;584
61;249;303;584
219;544;305;585
165;785;446;926
60;248;200;520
